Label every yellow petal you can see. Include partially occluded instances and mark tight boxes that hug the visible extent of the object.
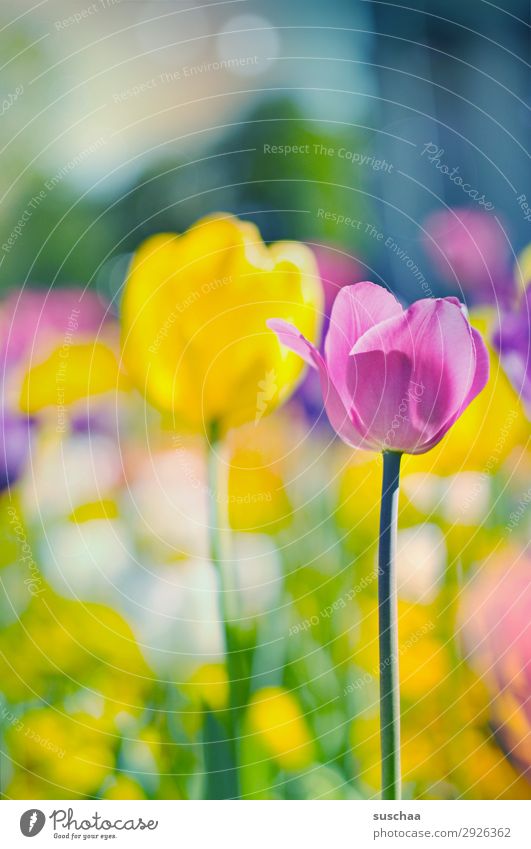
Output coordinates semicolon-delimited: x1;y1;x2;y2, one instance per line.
68;500;119;523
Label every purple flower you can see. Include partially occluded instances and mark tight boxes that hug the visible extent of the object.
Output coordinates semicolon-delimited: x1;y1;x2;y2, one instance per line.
0;407;33;491
493;284;531;415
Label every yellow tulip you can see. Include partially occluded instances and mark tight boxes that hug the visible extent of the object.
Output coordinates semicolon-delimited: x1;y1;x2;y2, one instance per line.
121;213;322;433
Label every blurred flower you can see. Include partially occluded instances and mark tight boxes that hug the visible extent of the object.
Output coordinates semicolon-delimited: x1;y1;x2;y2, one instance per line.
121;213;322;434
449;728;531;800
350;592;530;798
0;591;151;707
422;209;513;305
402;313;527;474
0;288;120;492
0;287;108;489
0;288;108;369
247;686;315;771
493;283;531;417
0;406;33;490
6;708;115;798
269;283;489;454
460;549;531;776
19;341;127;415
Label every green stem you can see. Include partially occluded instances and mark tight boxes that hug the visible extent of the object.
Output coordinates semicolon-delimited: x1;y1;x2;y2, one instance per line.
378;451;402;800
206;423;241;799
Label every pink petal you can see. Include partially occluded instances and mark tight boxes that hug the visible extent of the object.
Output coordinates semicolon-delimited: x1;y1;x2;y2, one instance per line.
466;326;491;410
267;318;373;449
416;326;490;453
350;298;481;450
267;318;317;367
443;295;466;312
346;349;423;452
325;282;403;407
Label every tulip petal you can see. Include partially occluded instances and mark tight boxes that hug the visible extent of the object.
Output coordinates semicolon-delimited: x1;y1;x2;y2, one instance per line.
346;349;422;451
417;326;490;453
350;298;483;450
267;318;373;448
325;282;402;406
267;318;317;367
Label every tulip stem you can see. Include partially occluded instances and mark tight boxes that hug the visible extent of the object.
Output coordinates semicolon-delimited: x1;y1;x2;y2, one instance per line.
206;423;241;799
378;450;402;801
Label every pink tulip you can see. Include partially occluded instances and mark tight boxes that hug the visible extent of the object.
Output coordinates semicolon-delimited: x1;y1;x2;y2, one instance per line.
268;281;489;455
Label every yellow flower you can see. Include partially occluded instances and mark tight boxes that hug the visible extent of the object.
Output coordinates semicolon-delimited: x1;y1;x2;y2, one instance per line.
450;730;531;800
121;213;322;433
19;341;127;414
68;499;119;523
247;686;315;771
0;593;151;706
7;709;115;798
